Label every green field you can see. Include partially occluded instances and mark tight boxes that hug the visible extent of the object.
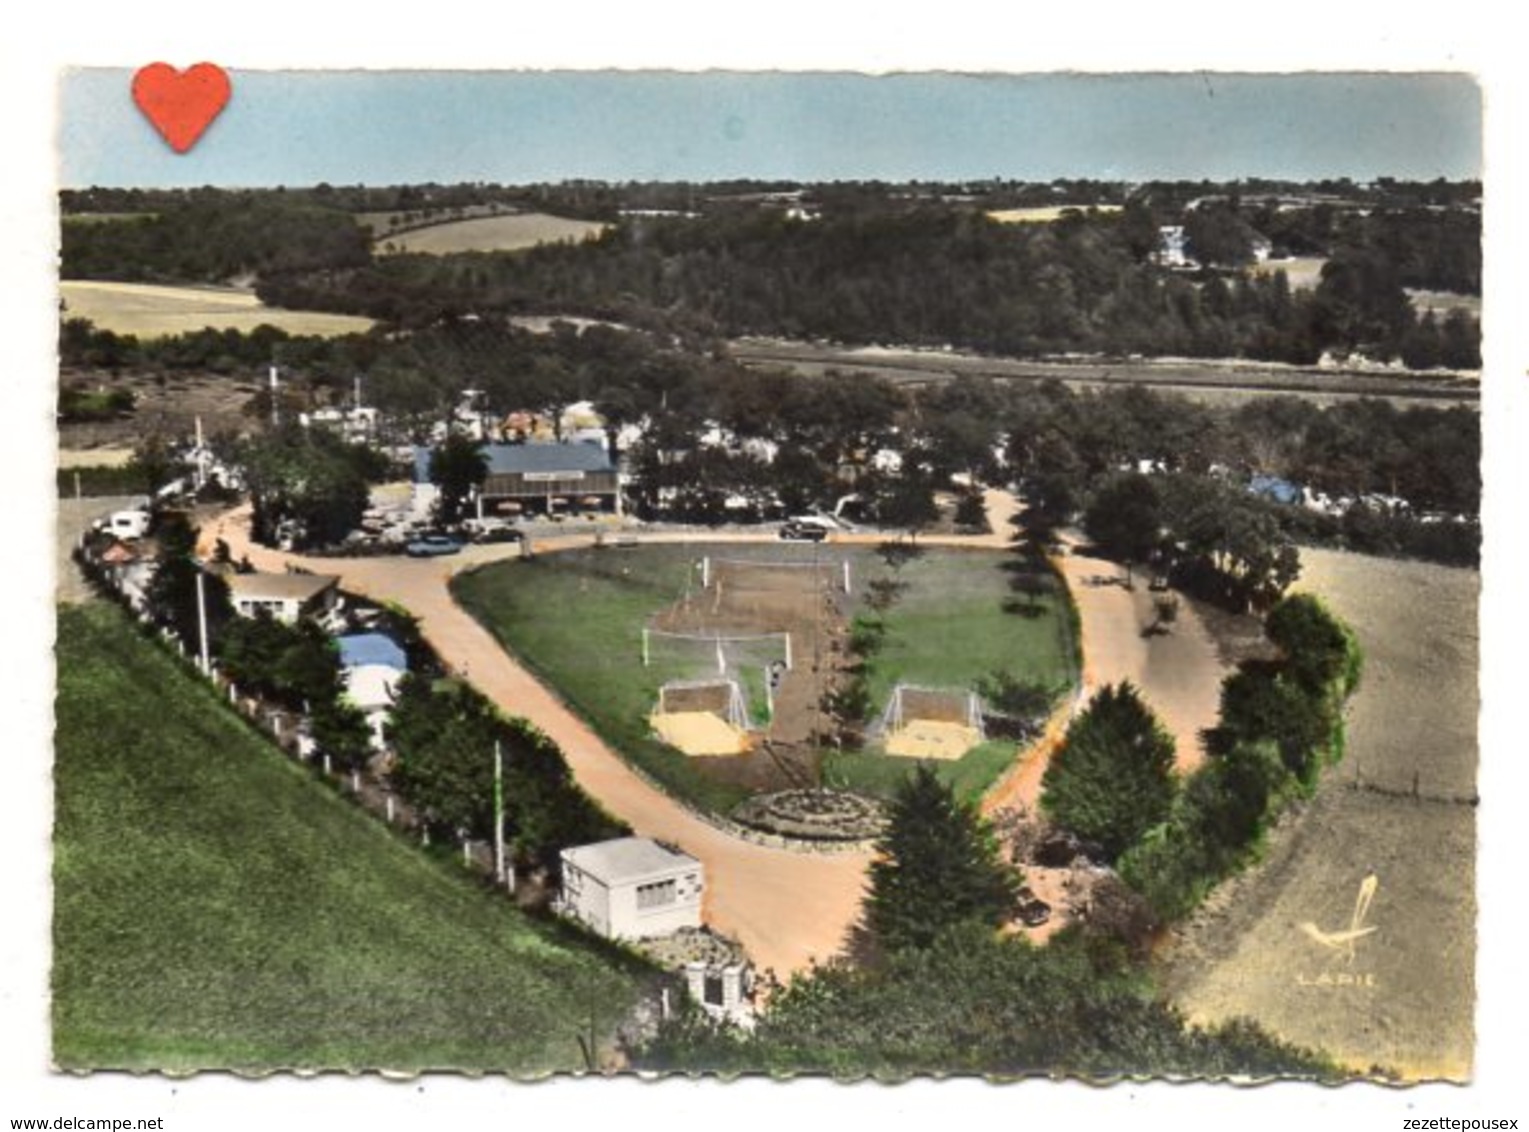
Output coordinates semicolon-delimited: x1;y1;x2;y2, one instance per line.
822;740;1019;805
857;548;1077;711
453;543;1078;814
53;601;651;1072
455;545;752;814
374;212;609;255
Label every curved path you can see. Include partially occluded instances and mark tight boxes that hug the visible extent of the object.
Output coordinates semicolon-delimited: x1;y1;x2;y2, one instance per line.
206;489;1227;974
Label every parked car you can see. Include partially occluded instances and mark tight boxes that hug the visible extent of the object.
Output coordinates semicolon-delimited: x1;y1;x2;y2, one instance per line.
473;527;525;545
1018;899;1052;928
404;534;463;558
778;520;828;542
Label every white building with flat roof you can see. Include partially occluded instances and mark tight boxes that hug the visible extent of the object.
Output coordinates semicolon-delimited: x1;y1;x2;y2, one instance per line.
224;571;340;625
558;837;703;941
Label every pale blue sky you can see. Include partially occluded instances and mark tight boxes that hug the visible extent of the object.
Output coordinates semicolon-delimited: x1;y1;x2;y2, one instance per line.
60;70;1481;188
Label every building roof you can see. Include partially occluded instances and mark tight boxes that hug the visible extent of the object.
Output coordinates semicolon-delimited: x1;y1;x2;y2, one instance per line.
562;837;700;885
225;571;339;604
336;632;408;672
484;441;612;476
413;441;613;484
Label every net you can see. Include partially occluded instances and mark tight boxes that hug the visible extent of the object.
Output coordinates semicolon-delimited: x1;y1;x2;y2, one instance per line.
872;684;987;760
705;556;850;594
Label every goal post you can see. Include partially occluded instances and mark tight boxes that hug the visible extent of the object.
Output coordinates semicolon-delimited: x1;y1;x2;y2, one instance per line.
704;555;850;595
873;683;987;740
643;628;793;671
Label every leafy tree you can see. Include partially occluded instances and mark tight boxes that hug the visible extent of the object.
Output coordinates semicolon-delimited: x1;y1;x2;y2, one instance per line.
429;433;489;525
310;697;373;773
387;675;626;866
864;764;1020;953
1212;663;1332;785
952;489;990;533
240;424;375;549
1265;593;1362;695
1084;472;1163;584
1041;682;1177;861
1183;201;1259;267
144;512;232;650
635;926;1337;1079
975;670;1064;739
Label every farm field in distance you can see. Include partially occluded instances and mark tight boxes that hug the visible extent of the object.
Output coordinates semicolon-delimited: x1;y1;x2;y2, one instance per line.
452;542;1076;817
58;280;376;339
1159;548;1478;1080
53;600;650;1073
375;212;610;255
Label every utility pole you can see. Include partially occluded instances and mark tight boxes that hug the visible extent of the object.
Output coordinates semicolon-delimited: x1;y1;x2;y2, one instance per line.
494;741;507;889
195;569;211;676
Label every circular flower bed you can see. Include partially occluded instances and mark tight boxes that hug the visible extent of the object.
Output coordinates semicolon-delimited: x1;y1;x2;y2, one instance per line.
731;788;887;842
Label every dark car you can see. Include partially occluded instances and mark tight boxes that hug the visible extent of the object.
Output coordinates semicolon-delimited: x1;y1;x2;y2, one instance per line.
778;521;828;542
404;534;463;557
1018;899;1052;928
473;526;526;545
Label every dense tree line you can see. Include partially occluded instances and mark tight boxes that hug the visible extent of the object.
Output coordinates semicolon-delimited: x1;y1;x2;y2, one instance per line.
1025;595;1362;926
60;180;1478;367
386;675;629;871
62;197;371;284
1118;595;1363;921
251;201;1478;368
216;612;373;772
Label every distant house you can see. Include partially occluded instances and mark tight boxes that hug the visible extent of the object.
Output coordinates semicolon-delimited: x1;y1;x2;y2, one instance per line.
557;837;704;941
225;571;340;624
1248;474;1302;507
1156;225;1195;269
414;441;621;518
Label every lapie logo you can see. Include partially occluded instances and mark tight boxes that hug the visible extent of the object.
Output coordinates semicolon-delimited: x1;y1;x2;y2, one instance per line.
1299;872;1378;963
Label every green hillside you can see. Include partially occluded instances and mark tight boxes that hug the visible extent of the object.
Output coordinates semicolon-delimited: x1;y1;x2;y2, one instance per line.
53;601;651;1073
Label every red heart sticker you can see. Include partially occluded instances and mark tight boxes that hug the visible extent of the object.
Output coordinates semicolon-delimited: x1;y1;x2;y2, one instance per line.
132;63;231;154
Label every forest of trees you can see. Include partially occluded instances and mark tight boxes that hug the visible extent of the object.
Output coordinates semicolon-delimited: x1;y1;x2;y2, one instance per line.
61;309;1481;568
61;179;1480;369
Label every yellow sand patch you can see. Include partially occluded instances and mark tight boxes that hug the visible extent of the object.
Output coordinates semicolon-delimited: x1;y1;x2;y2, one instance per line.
884;720;982;760
59;280;375;339
986;205;1122;224
650;711;747;756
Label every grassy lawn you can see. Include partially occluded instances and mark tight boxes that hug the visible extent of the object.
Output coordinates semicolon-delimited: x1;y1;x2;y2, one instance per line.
860;549;1078;714
822;740;1019;806
453;544;1077;816
53;601;651;1073
454;546;754;815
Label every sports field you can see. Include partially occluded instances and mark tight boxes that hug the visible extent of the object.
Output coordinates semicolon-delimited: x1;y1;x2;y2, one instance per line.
59;280;375;339
376;212;609;255
452;543;1078;815
53;601;649;1072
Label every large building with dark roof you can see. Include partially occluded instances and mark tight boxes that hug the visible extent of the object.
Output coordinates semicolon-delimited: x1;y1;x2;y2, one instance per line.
413;441;620;517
